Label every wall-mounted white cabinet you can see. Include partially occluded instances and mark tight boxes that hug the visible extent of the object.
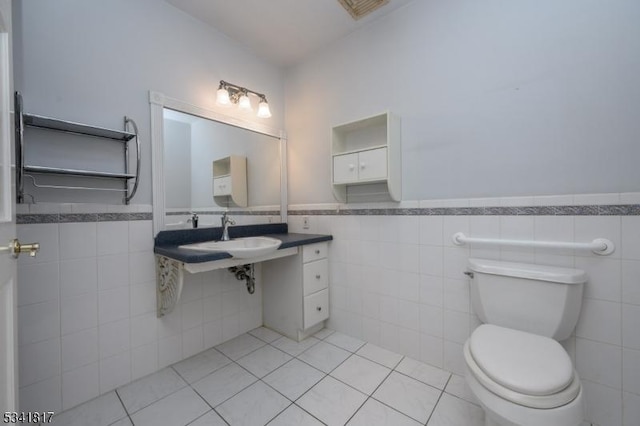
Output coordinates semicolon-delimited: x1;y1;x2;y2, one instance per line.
331;111;401;203
212;155;247;207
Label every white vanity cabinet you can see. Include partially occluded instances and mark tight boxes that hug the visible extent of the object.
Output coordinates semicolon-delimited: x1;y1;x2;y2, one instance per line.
331;111;400;202
262;242;330;341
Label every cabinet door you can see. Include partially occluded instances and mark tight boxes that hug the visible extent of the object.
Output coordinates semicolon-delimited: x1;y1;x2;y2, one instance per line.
333;153;358;184
303;288;329;330
357;147;387;181
213;176;231;196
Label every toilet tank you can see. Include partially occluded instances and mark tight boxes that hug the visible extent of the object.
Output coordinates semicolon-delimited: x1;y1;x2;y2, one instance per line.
467;259;587;341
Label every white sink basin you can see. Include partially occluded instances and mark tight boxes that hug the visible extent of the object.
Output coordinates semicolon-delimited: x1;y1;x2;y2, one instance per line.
179;236;282;259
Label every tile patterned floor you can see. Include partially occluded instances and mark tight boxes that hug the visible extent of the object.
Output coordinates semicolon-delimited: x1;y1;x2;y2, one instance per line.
51;328;485;426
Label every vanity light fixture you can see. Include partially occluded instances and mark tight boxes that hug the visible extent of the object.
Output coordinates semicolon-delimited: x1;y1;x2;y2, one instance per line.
216;80;272;118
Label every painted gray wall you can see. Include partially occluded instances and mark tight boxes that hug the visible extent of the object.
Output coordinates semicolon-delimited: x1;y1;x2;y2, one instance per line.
13;0;284;204
163;119;191;209
285;0;640;204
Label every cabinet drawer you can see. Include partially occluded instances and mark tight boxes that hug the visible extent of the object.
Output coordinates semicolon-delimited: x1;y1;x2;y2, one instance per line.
303;288;329;330
302;242;328;263
213;176;231;196
303;259;328;296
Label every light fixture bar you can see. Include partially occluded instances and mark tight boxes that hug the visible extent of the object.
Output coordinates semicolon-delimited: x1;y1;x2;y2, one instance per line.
216;80;272;118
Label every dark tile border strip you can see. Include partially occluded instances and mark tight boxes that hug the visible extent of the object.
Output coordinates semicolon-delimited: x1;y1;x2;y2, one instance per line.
17;212;153;224
166;210;280;216
18;204;640;224
288;204;640;217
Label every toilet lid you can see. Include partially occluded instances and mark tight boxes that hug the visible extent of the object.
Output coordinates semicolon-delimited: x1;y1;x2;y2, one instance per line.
469;325;574;396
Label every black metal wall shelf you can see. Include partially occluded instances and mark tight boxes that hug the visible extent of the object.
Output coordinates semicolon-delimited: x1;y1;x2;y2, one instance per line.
23;113;136;142
15;91;141;204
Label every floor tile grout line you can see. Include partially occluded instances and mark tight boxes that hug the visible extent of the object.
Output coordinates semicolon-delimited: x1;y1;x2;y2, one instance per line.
369;393;432;425
268;335;323;357
353;343;405;370
118;380;191;420
258;362;325;404
212;406;231;426
53;329;469;425
171;348;234;385
290;401;330;425
327;355;394;397
325;339;367;354
369;394;432;426
117;369;189;417
251;359;328;425
112;389;134;425
216;337;268;362
391;369;450;394
340;357;400;425
290;350;376;424
261;329;451;417
207;359;261;408
262;401;295;426
341;393;372;425
422;373;452;426
367;361;451;425
423;387;447;426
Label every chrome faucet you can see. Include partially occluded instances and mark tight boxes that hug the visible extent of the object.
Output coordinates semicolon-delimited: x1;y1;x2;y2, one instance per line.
187;212;199;229
220;212;235;241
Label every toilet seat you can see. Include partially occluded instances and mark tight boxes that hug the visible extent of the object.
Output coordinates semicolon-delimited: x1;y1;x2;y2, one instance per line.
464;325;581;409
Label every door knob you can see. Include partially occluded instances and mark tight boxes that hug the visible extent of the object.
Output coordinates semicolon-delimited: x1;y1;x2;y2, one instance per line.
1;239;40;259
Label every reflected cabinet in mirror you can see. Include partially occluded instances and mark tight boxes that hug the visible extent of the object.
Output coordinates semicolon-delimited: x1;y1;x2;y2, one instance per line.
150;92;286;233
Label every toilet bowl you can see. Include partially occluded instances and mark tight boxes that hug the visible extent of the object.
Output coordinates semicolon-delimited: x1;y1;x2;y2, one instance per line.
462;259;587;426
464;325;584;426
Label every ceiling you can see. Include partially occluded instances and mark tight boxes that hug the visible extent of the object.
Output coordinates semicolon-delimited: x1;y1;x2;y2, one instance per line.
165;0;415;67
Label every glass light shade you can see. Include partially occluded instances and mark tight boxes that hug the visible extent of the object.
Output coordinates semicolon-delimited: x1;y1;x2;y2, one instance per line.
238;94;252;111
257;100;272;118
216;87;231;106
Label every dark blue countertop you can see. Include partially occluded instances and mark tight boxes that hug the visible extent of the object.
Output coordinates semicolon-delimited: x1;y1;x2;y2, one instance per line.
154;223;332;263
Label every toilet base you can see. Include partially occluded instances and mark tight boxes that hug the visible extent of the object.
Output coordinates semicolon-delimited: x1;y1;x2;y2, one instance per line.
465;365;584;426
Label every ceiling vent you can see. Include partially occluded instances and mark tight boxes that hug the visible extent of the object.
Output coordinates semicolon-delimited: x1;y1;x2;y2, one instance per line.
338;0;390;20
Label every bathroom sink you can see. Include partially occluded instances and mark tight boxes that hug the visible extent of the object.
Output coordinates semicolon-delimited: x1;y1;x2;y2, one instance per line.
179;236;282;259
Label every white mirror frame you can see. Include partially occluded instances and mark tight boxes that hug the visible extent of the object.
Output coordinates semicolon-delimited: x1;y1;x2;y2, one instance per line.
149;91;288;235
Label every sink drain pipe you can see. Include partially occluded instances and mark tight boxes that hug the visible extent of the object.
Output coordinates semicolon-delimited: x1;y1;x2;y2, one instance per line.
228;264;256;294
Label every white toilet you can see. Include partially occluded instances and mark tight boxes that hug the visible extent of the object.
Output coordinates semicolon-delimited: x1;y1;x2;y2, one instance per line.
463;258;587;426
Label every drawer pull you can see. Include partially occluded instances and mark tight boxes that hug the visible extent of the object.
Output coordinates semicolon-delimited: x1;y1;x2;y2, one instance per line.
315;274;321;279
315;249;320;254
316;306;322;311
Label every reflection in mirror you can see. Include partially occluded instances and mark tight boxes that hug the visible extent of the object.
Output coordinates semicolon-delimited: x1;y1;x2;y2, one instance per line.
163;108;281;228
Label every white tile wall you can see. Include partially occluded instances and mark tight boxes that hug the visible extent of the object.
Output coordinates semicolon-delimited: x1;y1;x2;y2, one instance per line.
17;204;263;412
16;197;640;424
292;193;640;426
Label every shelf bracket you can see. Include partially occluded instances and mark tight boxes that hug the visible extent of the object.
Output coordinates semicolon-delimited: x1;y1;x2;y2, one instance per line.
155;255;184;317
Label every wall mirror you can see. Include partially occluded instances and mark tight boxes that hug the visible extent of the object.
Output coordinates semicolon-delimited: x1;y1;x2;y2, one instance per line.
150;92;287;234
